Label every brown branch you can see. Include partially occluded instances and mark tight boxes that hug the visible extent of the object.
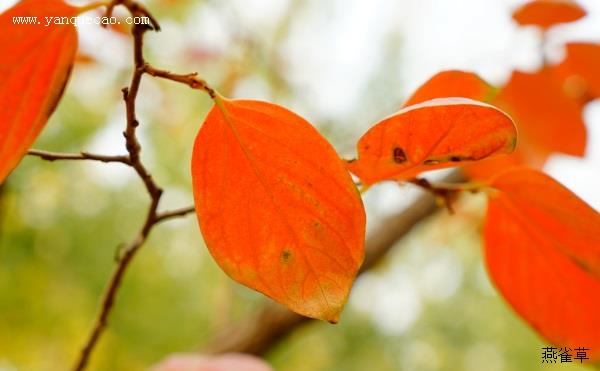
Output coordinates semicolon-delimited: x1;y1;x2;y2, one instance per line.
18;2;214;370
202;171;464;355
27;149;130;165
72;3;162;370
71;26;155;371
155;206;196;224
70;1;219;368
144;64;217;98
74;198;158;371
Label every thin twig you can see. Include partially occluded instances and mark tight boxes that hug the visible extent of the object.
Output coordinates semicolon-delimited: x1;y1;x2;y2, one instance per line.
28;149;130;164
70;0;221;367
19;1;216;369
155;206;196;224
144;64;217;98
72;2;162;370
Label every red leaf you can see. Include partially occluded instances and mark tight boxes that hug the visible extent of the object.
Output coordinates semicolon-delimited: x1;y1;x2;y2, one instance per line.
403;70;494;107
557;42;600;102
0;0;79;184
191;98;365;322
462;151;533;183
485;168;600;358
496;68;586;160
512;0;586;29
347;98;516;186
464;67;586;181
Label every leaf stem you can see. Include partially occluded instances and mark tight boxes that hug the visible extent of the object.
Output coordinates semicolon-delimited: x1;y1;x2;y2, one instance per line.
407;177;481;214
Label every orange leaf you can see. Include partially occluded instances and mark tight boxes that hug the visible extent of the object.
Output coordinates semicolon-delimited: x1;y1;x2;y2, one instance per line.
512;0;586;29
490;168;600;276
462;150;533;182
495;67;586;160
403;70;495;107
464;67;587;181
0;0;79;184
485;168;600;358
191;98;366;322
347;98;516;186
557;42;600;102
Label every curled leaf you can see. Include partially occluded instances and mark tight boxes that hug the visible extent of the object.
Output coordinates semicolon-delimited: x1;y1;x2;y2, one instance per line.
347;98;517;185
403;70;495;107
512;0;586;29
0;0;79;184
485;168;600;358
191;98;365;323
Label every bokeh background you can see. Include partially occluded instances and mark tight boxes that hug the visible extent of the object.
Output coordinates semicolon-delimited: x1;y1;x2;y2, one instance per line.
1;0;599;370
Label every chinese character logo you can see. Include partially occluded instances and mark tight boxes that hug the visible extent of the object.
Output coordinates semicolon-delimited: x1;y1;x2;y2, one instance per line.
542;347;558;363
542;346;591;364
558;348;572;363
574;347;590;363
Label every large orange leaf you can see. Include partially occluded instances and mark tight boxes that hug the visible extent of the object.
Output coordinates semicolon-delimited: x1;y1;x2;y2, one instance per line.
191;97;366;322
0;0;79;184
557;42;600;102
403;70;495;107
347;98;516;186
464;67;586;181
512;0;586;29
485;168;600;358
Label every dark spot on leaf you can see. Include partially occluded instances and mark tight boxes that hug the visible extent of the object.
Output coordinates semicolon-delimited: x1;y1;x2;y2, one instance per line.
393;147;407;164
453;155;476;162
281;250;292;264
